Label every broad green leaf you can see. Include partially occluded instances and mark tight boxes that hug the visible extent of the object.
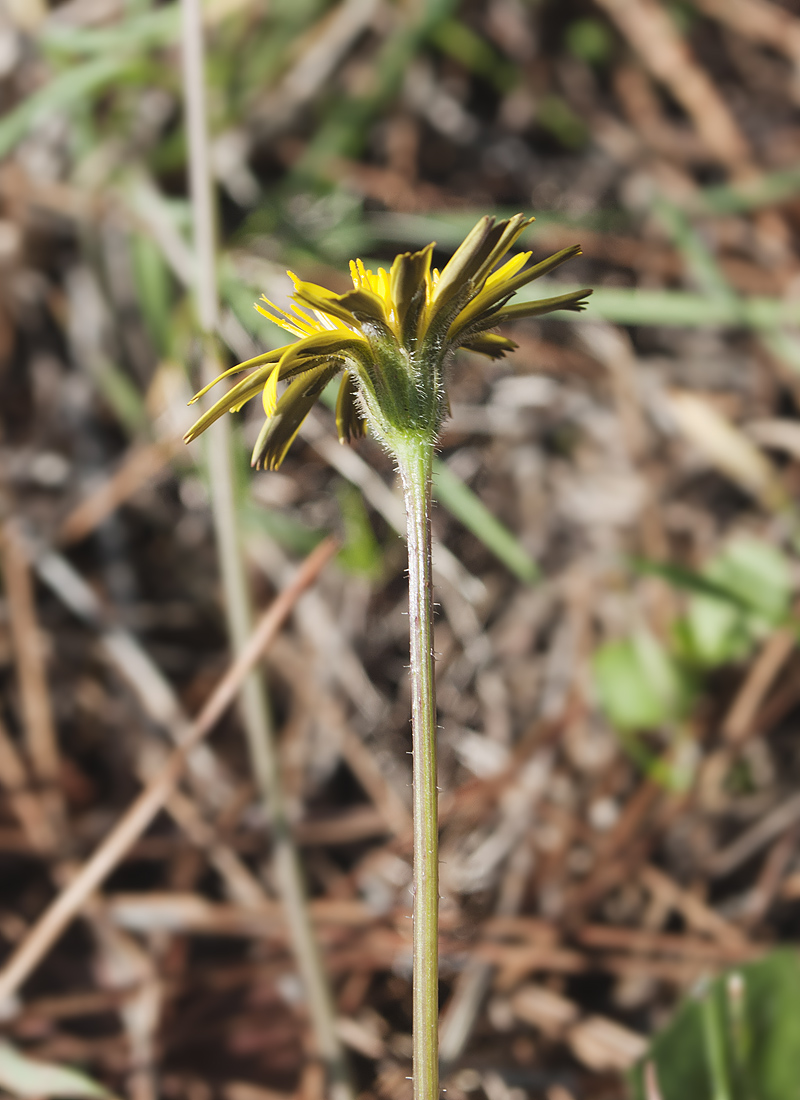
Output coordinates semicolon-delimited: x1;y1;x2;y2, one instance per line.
707;538;792;624
336;481;384;578
648;539;793;670
0;1042;116;1100
636;540;792;626
565;18;613;65
677;597;752;668
593;632;691;732
631;951;800;1100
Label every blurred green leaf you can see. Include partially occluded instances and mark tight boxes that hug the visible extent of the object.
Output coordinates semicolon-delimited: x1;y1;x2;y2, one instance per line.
564;17;613;66
631;951;800;1100
593;631;692;732
513;283;800;330
129;233;173;357
677;593;753;669
90;358;149;438
41;5;178;56
366;209;627;252
655;199;737;306
0;55;139;160
536;94;589;149
429;18;517;91
293;0;460;170
706;538;792;624
241;498;324;555
314;377;536;583
0;1042;116;1100
633;558;756;612
232;426;324;555
677;538;792;666
336;481;384;578
690;163;800;217
641;540;793;670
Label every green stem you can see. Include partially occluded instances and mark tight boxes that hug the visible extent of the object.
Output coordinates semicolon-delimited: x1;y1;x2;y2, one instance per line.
179;4;351;1097
396;435;439;1100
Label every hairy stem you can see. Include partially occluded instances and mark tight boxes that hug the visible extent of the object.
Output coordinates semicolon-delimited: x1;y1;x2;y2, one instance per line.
396;436;439;1100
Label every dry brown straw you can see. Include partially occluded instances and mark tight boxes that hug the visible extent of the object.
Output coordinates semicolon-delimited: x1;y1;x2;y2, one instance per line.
0;535;339;1007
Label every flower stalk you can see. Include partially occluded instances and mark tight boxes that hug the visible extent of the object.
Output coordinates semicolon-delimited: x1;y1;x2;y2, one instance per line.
396;436;439;1100
185;215;590;1100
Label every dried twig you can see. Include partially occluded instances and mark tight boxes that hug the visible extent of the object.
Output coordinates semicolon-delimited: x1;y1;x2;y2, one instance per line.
722;628;796;744
695;0;800;67
0;536;338;1009
1;522;63;822
58;440;182;546
707;790;800;878
595;0;752;170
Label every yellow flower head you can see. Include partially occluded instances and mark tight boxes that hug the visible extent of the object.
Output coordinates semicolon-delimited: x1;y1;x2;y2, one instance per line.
184;214;591;469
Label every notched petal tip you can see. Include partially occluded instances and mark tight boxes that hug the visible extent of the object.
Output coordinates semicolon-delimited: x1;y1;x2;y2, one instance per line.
250;362;341;471
492;287;593;323
448;242;587;338
471;213;535;287
461;332;518;359
184;361;279;442
428;213;538;337
186;346;285;406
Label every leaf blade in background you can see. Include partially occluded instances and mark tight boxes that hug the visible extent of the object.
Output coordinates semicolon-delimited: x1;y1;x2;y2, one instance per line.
631;951;800;1100
0;54;137;160
0;1042;117;1100
432;458;539;584
592;631;693;733
336;479;384;578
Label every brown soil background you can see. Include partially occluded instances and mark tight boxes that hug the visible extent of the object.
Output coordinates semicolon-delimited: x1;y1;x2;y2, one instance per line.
1;1;800;1098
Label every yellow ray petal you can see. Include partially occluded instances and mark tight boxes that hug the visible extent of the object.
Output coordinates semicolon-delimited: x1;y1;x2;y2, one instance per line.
255;298;314;338
262;364;280;417
483;251;531;292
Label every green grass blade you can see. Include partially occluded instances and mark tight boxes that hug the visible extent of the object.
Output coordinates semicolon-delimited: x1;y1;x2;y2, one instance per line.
0;55;137;159
690;161;800;216
432;458;538;583
515;283;800;328
654;200;737;305
41;5;178;55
